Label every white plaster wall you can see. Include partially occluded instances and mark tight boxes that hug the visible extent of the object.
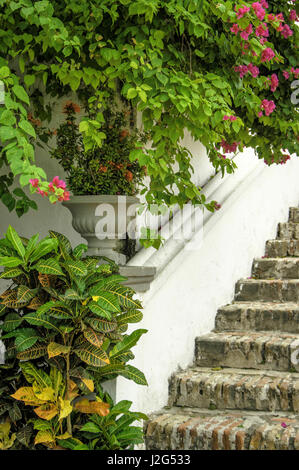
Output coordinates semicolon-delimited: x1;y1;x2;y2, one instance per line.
115;154;299;415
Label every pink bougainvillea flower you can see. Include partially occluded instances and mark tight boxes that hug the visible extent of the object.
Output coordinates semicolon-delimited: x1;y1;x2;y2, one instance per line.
259;0;268;7
248;63;260;78
256;23;269;38
270;74;279;92
258;111;263;117
252;2;266;21
281;422;288;429
236;5;250;19
223;115;237;122
290;10;297;22
221;140;239;153
281;24;293;39
52;176;67;189
261;99;276;116
240;24;253;41
29;178;39;188
283;70;290;79
261;47;275;62
230;24;239;34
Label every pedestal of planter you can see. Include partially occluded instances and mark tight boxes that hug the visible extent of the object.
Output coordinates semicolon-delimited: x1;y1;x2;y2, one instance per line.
63;195;139;265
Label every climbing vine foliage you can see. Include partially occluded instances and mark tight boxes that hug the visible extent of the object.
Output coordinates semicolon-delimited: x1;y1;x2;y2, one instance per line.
0;0;298;215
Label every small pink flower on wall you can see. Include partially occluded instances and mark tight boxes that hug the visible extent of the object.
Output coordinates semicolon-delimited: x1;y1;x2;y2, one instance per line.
261;47;275;62
283;71;290;80
260;99;276;116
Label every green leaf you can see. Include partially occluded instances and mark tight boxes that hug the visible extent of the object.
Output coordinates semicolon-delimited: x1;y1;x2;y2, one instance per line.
80;422;100;433
85;317;117;333
16;343;47;360
12;85;30;104
23;312;61;332
14;329;39;352
63;260;88;277
88;301;112;320
18;119;36;138
33;258;64;276
17;286;37;304
110;329;147;358
73;244;88;259
0;257;23;268
90;292;120;313
74;344;110;367
1;313;23;332
119;365;148;386
6;226;25;259
20;362;52;388
30;238;58;263
117;310;143;325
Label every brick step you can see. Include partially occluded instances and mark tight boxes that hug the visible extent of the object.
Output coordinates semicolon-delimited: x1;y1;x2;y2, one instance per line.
289;208;299;223
168;367;299;412
277;222;299;240
235;279;299;302
266;240;299;258
215;302;299;333
144;407;299;450
252;258;299;279
195;332;299;372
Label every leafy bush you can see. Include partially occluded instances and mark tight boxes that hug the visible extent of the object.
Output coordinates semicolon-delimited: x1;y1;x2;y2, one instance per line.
0;1;297;214
51;104;147;196
0;226;147;449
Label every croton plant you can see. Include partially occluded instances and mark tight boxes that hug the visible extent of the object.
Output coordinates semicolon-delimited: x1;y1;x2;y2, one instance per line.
0;226;147;450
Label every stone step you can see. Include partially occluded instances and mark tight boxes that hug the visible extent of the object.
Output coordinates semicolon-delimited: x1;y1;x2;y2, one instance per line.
252;258;299;279
235;279;299;302
277;222;299;240
144;407;299;450
215;302;299;333
289;207;299;224
266;240;299;258
168;367;299;412
195;332;299;372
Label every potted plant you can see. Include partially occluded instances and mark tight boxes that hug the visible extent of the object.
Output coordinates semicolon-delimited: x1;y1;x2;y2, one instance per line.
51;103;147;264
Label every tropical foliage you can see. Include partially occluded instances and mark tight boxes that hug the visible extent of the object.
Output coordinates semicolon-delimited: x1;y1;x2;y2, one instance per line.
0;226;147;449
0;0;297;216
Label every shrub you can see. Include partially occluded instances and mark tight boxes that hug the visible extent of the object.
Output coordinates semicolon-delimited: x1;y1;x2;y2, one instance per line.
0;226;147;449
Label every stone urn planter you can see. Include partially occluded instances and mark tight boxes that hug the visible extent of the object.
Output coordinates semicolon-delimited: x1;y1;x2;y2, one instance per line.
63;195;139;265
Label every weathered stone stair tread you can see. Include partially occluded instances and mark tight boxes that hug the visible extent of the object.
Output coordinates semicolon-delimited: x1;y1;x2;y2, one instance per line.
195;331;299;372
169;367;299;412
144;407;299;450
235;278;299;302
215;302;299;333
278;222;299;240
252;257;299;279
266;240;299;257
